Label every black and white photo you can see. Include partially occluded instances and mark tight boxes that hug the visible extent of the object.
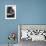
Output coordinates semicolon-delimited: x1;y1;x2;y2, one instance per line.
5;5;16;19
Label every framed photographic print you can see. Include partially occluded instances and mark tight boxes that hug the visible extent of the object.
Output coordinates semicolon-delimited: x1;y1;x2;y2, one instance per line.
5;5;16;19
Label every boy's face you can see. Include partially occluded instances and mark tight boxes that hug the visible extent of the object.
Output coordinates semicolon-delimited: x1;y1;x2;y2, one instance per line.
10;9;13;13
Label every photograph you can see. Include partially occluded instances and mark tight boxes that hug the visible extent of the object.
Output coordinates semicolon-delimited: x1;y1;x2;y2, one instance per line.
5;5;16;19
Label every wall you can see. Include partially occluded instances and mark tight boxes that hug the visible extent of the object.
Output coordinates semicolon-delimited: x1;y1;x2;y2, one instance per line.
0;0;18;44
17;0;46;24
0;0;46;44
